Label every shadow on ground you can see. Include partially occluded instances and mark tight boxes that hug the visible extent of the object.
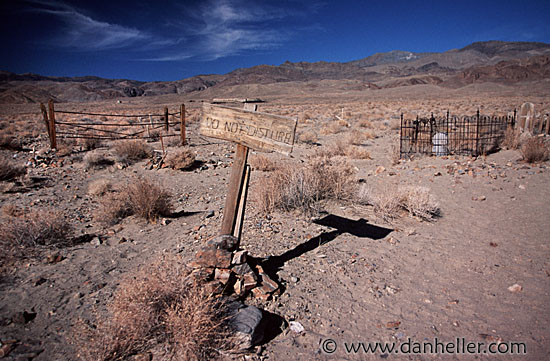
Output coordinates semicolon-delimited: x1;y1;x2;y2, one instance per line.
255;214;393;294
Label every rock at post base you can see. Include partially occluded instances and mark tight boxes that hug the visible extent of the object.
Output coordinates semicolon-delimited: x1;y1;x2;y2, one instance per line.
227;301;264;351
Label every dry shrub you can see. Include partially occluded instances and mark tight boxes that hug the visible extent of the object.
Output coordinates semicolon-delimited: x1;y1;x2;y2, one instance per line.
87;178;113;196
298;129;319;144
399;186;441;221
255;157;356;214
389;142;401;165
319;121;342;135
501;126;521;150
389;119;401;130
0;158;26;182
358;119;374;129
78;136;102;151
94;192;133;226
95;178;172;225
0;133;22;150
315;140;370;160
126;178;172;222
359;185;439;222
112;140;152;164
521;136;549;163
0;209;73;261
249;154;277;171
75;256;231;361
345;146;371;159
166;148;196;170
84;151;115;170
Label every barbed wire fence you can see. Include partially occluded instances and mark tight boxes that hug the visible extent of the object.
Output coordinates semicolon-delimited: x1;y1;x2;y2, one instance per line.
39;100;188;150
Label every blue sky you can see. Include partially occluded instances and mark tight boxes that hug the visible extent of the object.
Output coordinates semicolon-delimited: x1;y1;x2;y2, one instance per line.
1;0;549;81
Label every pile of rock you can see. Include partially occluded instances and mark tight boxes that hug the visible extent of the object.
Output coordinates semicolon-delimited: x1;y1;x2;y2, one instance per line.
188;235;279;300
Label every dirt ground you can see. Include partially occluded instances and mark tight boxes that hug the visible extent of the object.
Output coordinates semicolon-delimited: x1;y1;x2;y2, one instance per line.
0;87;549;360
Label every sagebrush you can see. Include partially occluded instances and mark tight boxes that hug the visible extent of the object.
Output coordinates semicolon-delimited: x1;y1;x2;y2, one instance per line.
359;184;440;222
95;178;172;224
0;208;73;264
255;157;356;214
75;256;232;361
521;136;549;163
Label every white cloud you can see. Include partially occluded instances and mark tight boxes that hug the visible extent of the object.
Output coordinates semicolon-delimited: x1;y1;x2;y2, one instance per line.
28;0;148;50
145;0;289;61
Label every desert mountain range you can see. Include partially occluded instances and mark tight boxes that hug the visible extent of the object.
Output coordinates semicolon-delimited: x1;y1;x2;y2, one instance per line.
1;40;549;104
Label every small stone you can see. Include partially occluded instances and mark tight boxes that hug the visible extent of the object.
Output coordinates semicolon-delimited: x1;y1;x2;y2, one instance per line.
233;262;253;276
90;237;102;246
205;210;215;218
375;166;386;175
508;283;523;293
289;321;305;333
118;237;127;244
259;273;278;293
227;301;264;351
214;268;232;284
194;247;232;268
519;184;526;190
161;218;171;225
206;234;239;251
231;250;248;265
242;273;258;291
45;252;63;264
251;287;270;301
290;276;299;283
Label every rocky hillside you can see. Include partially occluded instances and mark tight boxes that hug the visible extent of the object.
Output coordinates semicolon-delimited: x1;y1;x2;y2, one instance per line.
1;41;549;103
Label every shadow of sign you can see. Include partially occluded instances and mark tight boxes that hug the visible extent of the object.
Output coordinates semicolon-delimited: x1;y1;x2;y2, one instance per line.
258;214;393;292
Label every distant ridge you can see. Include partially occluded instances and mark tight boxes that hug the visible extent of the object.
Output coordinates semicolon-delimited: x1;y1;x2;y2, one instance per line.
1;40;550;103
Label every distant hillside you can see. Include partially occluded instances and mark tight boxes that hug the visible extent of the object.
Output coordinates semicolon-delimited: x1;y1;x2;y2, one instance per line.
1;40;549;103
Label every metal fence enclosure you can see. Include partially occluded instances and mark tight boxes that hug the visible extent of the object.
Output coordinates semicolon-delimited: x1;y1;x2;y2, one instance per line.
400;110;516;158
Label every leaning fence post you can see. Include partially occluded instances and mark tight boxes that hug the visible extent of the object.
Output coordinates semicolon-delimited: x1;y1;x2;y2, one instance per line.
399;113;403;158
475;109;480;156
39;103;50;139
47;99;57;150
164;107;169;131
180;104;186;145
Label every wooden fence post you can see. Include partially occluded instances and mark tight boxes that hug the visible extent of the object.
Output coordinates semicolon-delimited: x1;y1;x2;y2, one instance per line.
180;104;186;145
47;99;57;149
39;103;50;139
164;107;169;131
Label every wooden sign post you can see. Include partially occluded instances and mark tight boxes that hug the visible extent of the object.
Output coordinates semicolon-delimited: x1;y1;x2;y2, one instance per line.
200;103;297;241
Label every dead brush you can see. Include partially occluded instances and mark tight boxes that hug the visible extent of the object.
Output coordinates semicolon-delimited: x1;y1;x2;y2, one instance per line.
94;178;172;225
0;158;26;182
74;255;232;361
249;154;277;171
166;148;196;170
297;129;319;144
111;140;152;164
315;140;371;160
254;157;356;215
83;151;115;170
0;132;23;150
126;178;173;222
0;208;73;261
501;126;521;150
359;184;440;222
521;136;549;163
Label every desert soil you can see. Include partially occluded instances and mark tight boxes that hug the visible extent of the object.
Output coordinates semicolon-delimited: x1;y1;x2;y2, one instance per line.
0;86;549;360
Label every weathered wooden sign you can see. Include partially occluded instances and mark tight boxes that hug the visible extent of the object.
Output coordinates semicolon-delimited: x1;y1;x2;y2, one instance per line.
200;103;297;155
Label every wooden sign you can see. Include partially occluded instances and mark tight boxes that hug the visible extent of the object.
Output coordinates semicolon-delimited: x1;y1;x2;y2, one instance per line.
200;103;297;155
